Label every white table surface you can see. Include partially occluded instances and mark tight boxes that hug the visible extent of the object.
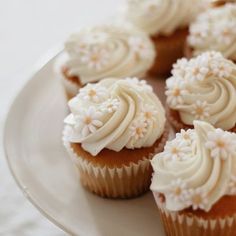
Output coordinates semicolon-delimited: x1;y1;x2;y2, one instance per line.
0;0;120;235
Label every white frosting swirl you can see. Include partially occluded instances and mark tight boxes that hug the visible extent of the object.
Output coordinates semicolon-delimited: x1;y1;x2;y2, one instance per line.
188;3;236;61
64;78;166;156
151;121;236;212
64;25;155;85
123;0;203;36
166;51;236;130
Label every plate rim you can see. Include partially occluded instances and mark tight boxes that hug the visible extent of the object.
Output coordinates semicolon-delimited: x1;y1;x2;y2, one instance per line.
3;45;77;236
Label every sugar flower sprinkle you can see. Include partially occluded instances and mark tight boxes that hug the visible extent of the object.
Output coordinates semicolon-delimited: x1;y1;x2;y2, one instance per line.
78;83;108;103
205;129;236;160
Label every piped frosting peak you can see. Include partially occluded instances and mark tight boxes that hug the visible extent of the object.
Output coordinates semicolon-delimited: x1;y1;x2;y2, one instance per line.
64;77;166;156
64;24;155;84
166;51;236;130
151;121;236;212
188;3;236;60
123;0;203;36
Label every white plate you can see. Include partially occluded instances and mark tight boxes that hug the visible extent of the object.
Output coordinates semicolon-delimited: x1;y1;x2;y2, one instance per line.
4;50;167;236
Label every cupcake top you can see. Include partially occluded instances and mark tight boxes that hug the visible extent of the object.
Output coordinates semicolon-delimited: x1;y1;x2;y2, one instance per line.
63;24;155;85
166;51;236;130
151;120;236;212
188;3;236;61
123;0;203;36
64;78;166;156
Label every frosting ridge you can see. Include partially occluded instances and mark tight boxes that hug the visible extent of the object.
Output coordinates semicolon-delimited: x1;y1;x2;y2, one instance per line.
188;3;236;60
151;120;236;212
64;78;166;156
123;0;203;36
64;25;155;84
166;51;236;130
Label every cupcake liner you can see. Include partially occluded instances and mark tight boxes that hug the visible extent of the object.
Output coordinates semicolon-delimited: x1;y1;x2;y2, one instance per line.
63;125;169;198
157;203;236;236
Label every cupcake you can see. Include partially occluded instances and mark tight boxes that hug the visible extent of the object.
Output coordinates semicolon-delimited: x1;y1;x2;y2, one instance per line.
63;77;168;198
165;51;236;132
55;24;155;100
123;0;203;76
150;120;236;235
186;3;236;61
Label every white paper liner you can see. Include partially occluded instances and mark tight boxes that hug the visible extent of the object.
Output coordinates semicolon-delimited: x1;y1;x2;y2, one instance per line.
62;125;169;198
156;202;236;235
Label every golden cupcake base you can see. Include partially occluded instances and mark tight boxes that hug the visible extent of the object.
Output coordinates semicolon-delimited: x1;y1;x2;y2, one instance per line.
157;195;236;236
149;28;188;77
63;124;169;199
159;208;236;236
61;66;81;100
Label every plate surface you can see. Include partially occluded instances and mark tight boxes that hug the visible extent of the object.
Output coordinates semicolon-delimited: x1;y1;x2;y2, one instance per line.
4;52;167;236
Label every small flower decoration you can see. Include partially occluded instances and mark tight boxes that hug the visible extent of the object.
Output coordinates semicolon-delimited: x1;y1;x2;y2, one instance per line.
186;57;210;82
130;117;148;141
72;106;103;138
204;51;224;61
168;178;188;203
84;31;108;44
100;98;120;113
188;22;209;47
125;77;153;92
163;139;192;161
210;60;232;79
191;100;210;120
227;175;236;195
188;5;236;49
205;129;236;160
141;105;158;124
65;34;88;56
176;129;196;144
213;20;236;45
186;188;208;210
128;36;152;59
166;77;188;107
81;46;110;70
172;58;189;78
78;84;108;103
